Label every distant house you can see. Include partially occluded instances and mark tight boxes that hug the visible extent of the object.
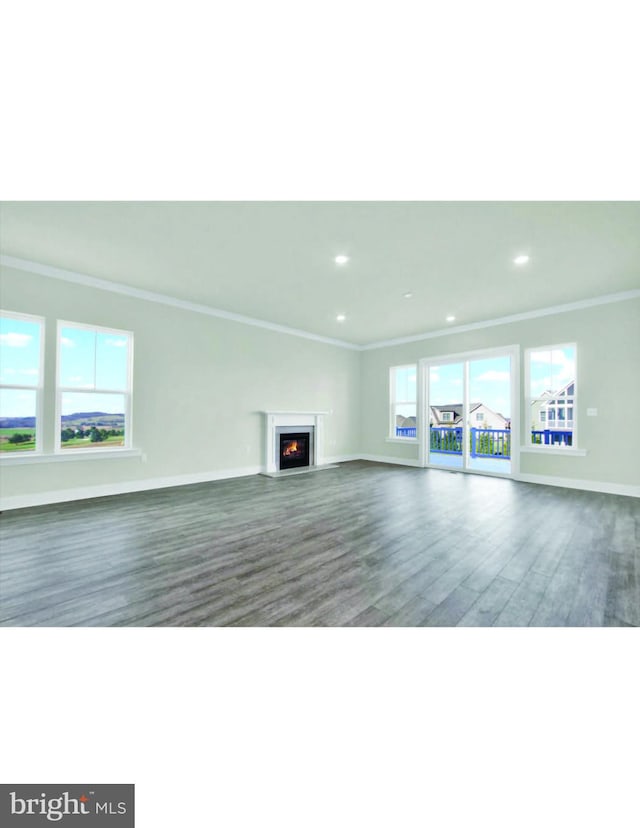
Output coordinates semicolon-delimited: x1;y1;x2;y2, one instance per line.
530;380;575;432
430;402;509;430
395;402;509;433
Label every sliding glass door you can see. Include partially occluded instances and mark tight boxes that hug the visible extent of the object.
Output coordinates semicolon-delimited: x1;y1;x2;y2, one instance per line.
421;347;518;477
428;361;465;470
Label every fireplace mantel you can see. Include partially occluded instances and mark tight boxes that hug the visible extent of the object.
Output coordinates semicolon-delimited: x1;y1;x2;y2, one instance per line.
263;411;329;473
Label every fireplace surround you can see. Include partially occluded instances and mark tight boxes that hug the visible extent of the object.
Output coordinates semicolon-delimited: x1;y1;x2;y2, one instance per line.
263;411;328;474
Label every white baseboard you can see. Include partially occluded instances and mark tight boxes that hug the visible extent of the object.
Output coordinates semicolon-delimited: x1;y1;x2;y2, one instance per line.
325;453;361;464
0;465;264;511
515;473;640;499
358;453;422;468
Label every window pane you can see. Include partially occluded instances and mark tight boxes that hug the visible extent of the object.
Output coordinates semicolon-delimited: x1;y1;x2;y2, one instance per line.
0;388;37;452
60;392;125;449
96;332;129;391
529;346;576;397
60;326;96;388
550;346;576;396
0;316;41;386
394;403;416;436
529;349;552;396
395;366;416;402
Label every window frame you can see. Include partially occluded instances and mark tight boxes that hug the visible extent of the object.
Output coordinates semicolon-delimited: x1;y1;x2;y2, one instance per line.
0;310;45;456
55;319;134;454
389;363;418;441
524;342;579;452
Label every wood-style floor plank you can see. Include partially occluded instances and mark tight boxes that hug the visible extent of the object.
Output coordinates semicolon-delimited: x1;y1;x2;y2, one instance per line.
1;461;638;627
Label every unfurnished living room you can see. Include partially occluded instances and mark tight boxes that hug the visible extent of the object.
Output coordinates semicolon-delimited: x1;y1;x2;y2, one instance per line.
0;201;638;627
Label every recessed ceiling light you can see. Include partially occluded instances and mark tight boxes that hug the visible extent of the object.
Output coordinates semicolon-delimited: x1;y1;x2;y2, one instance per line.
403;292;413;299
336;314;346;322
446;315;456;322
335;255;349;265
514;254;530;265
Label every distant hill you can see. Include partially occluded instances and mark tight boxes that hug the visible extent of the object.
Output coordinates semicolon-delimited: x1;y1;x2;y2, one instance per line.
0;412;125;429
0;416;36;429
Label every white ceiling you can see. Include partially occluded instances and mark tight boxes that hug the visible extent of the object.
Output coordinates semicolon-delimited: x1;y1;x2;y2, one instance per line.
1;202;638;346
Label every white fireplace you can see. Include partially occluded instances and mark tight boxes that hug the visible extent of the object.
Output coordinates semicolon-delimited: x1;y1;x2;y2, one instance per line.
263;411;328;474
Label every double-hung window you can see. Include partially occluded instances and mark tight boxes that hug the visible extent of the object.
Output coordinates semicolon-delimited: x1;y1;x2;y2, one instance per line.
0;311;44;454
526;343;576;448
57;321;133;451
390;364;417;439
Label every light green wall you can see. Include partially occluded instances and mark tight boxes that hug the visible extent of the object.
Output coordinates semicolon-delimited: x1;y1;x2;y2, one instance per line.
2;263;638;501
0;266;362;498
360;298;640;486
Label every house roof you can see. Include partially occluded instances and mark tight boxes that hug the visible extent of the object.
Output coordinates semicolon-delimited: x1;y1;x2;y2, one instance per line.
431;403;482;416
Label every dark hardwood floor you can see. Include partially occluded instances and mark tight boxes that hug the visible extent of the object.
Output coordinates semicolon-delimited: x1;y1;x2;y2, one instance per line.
1;461;638;627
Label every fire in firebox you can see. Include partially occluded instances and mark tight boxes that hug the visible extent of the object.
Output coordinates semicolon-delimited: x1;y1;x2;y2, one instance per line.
283;440;302;457
279;432;310;470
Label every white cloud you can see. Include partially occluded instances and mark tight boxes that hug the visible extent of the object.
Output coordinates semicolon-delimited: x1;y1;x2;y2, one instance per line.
104;337;128;348
61;337;75;347
530;348;575;382
476;370;510;382
19;368;38;376
0;332;32;348
3;367;17;375
530;379;554;396
68;376;84;382
530;351;552;364
451;378;462;386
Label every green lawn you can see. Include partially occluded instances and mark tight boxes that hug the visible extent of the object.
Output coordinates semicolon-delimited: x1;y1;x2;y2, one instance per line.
0;427;36;452
0;428;125;452
61;434;125;449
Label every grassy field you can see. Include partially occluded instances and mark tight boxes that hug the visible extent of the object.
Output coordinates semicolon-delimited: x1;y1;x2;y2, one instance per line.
0;427;125;451
61;434;125;449
0;427;36;452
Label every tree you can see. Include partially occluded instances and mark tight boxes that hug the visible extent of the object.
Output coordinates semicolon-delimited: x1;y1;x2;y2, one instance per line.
8;432;32;444
90;426;103;443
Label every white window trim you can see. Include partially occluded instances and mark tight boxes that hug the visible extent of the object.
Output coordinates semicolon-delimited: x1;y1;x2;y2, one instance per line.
55;319;134;454
389;364;418;441
0;448;143;465
524;342;580;453
520;446;587;456
0;310;45;458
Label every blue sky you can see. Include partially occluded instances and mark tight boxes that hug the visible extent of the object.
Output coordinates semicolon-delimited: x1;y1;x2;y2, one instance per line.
396;347;576;422
0;317;41;419
60;326;129;390
1;318;128;418
0;317;41;387
396;356;513;419
528;346;576;397
59;327;128;416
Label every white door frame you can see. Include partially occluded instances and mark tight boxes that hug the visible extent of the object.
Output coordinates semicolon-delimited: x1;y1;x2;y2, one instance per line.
418;344;520;478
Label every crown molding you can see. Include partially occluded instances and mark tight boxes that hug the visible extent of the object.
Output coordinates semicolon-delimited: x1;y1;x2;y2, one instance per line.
0;254;360;351
2;254;638;352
